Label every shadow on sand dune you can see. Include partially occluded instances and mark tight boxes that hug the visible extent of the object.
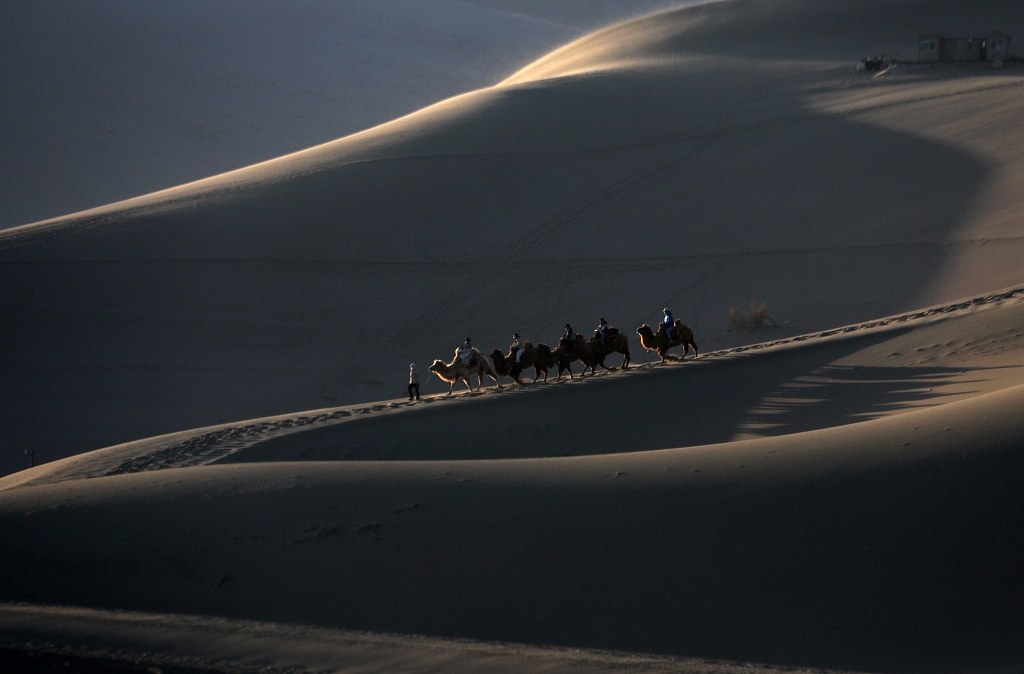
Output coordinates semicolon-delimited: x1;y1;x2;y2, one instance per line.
0;647;218;674
5;388;1022;673
731;361;997;437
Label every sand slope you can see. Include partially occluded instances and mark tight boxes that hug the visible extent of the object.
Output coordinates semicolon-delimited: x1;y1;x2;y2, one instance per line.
3;2;1024;672
4;285;1022;492
3;1;1024;477
2;289;1024;671
2;374;1022;671
0;604;867;674
0;0;692;230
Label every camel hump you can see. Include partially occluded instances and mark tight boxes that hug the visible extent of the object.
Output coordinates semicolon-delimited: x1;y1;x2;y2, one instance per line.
605;327;620;337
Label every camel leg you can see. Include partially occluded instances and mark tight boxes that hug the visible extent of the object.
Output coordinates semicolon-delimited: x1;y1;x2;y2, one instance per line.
622;349;630;369
448;379;456;395
691;340;699;358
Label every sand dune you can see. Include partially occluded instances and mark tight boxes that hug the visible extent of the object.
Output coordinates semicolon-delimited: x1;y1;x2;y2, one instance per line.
2;365;1022;671
2;1;1024;672
0;0;693;230
0;604;867;674
2;287;1023;671
3;1;1023;478
4;285;1022;492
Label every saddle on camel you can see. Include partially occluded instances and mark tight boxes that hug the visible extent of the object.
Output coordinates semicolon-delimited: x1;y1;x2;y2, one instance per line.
554;333;588;379
578;327;631;376
636;320;699;361
429;348;502;394
491;342;557;384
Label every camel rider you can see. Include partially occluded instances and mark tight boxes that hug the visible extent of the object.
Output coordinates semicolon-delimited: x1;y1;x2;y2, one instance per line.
596;317;608;344
458;338;473;366
511;333;527;363
563;324;574;349
662;308;675;342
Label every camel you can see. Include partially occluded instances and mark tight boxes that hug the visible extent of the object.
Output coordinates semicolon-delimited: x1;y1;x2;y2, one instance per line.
429;348;502;394
636;320;699;361
578;328;631;376
490;348;519;385
553;334;587;379
490;343;557;384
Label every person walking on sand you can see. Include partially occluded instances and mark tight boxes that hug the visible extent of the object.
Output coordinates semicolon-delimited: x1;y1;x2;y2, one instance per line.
408;363;420;400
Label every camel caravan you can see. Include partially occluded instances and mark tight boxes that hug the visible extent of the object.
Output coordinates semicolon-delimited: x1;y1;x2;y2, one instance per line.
428;310;698;394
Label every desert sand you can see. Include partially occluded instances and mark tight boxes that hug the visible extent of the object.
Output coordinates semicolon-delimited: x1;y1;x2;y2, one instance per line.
2;1;1024;672
0;0;690;230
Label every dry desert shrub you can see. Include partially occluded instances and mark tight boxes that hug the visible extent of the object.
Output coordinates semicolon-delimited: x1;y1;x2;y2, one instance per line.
727;307;748;332
727;299;778;332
